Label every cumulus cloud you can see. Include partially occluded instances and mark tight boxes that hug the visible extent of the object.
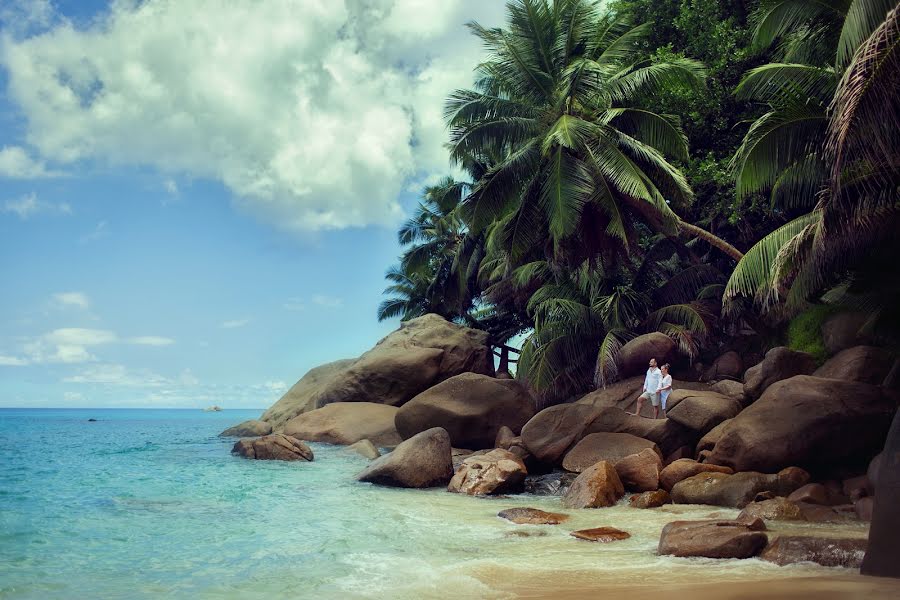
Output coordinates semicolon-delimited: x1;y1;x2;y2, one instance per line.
0;355;29;366
0;146;60;178
18;327;175;364
2;192;71;219
53;291;90;310
1;0;506;232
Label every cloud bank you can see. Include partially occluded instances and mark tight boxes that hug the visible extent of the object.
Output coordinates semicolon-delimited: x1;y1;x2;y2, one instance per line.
1;0;505;231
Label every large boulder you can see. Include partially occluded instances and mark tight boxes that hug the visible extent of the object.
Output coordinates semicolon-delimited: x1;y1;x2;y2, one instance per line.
347;439;381;459
356;427;453;488
231;434;313;461
711;380;747;406
707;375;896;475
671;468;810;508
219;419;273;437
703;351;744;381
743;347;817;401
696;419;733;456
576;376;644;410
814;346;894;384
665;390;741;435
614;448;663;492
395;373;534;449
618;333;676;378
262;315;493;429
562;432;660;473
283;402;402;446
580;407;698;457
659;458;733;492
561;461;625;508
822;312;869;355
448;448;528;495
260;359;356;430
862;408;900;578
629;490;671;508
761;536;867;568
658;518;768;559
520;403;598;464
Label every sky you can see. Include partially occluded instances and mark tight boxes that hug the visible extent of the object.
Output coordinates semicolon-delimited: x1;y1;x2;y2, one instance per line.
0;0;507;408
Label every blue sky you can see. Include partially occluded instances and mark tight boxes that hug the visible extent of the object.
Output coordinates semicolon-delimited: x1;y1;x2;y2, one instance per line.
0;0;505;408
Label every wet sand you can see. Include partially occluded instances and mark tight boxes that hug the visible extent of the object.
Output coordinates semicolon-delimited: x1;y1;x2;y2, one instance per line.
498;575;900;599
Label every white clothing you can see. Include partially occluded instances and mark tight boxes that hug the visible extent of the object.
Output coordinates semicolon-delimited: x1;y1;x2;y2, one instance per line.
643;367;661;395
658;374;673;409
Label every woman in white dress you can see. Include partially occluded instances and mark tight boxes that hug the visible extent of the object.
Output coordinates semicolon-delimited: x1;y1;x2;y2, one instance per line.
657;364;673;418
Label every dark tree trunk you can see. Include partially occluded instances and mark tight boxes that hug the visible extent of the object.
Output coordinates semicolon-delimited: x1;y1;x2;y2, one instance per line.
861;407;900;577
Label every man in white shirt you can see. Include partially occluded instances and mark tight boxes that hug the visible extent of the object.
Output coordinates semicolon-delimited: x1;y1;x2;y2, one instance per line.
628;358;661;418
657;363;673;418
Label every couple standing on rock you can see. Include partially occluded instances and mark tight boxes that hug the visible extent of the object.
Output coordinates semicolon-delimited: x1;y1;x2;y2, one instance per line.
628;358;672;419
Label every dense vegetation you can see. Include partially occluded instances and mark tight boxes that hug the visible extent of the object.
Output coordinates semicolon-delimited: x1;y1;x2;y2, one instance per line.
379;0;900;404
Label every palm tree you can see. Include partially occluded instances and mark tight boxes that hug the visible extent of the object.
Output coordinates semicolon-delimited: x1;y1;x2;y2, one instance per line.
445;0;744;264
377;177;485;322
514;239;724;402
725;0;899;329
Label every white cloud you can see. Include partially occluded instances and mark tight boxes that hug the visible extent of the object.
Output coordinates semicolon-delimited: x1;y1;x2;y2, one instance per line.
63;391;84;402
0;145;60;178
179;368;200;386
2;192;71;219
63;363;170;387
0;355;29;366
129;336;175;346
79;220;108;243
53;291;90;310
1;0;506;232
0;0;55;37
163;178;178;196
312;294;344;309
282;298;306;311
263;380;288;394
221;318;250;329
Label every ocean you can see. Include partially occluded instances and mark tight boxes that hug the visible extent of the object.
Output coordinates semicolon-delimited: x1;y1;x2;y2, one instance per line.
0;408;869;599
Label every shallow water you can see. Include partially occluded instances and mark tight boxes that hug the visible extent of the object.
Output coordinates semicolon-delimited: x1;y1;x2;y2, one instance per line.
0;408;872;599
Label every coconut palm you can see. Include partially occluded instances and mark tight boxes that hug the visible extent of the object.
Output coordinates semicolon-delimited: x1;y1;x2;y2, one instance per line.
445;0;744;264
377;177;486;322
514;239;723;402
726;1;899;328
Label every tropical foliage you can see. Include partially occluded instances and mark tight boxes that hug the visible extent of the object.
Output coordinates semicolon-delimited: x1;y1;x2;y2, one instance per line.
379;0;900;402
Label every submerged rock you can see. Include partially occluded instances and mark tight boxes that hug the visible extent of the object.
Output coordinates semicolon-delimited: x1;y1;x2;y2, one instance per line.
395;373;534;449
497;507;569;525
219;419;272;437
448;449;527;496
737;497;805;521
570;527;630;542
760;535;867;568
629;490;671;509
658;518;768;559
356;427;453;488
523;471;577;496
231;434;314;461
346;439;380;459
561;461;624;509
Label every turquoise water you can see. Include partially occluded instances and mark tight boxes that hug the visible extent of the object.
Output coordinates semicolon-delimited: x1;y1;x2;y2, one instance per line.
0;408;869;599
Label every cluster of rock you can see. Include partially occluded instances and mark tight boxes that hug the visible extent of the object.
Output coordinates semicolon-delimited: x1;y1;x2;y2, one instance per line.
218;313;898;575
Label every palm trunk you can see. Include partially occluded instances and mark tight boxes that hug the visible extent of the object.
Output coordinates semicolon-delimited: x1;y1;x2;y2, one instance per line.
678;221;744;262
621;196;744;262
